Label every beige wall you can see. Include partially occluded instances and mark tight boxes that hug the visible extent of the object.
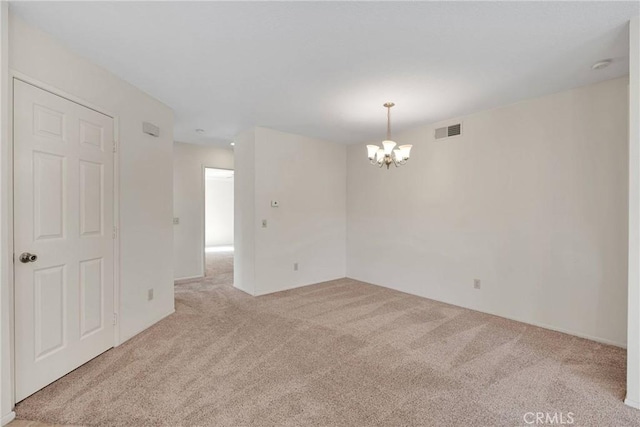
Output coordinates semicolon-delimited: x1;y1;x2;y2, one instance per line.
235;127;347;296
173;142;233;280
347;77;629;347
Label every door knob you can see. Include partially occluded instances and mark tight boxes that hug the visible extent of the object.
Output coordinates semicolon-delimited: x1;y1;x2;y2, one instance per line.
19;252;38;263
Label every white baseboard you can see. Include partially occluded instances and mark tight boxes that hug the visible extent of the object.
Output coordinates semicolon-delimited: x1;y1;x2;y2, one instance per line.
252;275;347;297
346;275;627;349
499;315;626;348
233;283;255;296
117;308;175;346
626;398;640;409
1;411;15;426
174;274;204;283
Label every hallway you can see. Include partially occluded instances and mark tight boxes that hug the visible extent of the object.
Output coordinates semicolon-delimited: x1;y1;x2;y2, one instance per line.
205;249;234;286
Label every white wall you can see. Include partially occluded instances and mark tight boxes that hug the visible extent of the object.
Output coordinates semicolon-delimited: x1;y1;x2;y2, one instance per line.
348;77;629;347
234;129;256;295
0;3;11;424
205;176;234;247
173;142;233;280
235;127;347;296
2;14;175;415
627;15;640;410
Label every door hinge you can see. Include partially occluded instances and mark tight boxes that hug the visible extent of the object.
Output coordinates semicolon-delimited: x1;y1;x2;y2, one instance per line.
113;141;117;153
112;226;117;239
113;313;118;325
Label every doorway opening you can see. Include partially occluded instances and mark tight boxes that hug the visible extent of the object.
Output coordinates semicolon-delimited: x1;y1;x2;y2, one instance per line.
204;167;234;285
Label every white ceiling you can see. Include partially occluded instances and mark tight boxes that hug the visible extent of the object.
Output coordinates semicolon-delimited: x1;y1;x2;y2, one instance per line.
10;1;639;147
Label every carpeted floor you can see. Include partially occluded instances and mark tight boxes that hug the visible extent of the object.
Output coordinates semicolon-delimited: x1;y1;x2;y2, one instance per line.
15;256;640;426
204;250;234;285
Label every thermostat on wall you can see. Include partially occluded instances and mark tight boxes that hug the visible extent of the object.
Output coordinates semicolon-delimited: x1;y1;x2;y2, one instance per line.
271;200;279;207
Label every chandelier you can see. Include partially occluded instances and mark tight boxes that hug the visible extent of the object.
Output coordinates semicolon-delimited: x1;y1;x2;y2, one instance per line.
367;102;412;169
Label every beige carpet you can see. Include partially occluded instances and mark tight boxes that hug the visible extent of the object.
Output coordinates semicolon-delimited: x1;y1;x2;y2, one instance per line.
15;267;640;426
204;250;234;285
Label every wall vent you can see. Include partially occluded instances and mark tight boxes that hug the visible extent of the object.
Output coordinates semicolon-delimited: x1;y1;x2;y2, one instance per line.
435;123;462;140
143;122;160;137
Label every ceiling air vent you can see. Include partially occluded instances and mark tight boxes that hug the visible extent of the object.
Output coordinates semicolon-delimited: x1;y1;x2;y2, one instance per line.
435;123;462;140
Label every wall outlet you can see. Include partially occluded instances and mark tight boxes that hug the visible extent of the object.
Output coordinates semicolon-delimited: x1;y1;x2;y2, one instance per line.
294;262;299;271
173;217;180;225
474;279;481;290
262;219;268;228
148;288;154;301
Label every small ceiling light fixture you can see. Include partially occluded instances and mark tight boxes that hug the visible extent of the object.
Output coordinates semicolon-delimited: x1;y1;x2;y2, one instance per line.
367;102;412;169
592;59;612;70
195;128;205;134
230;141;235;146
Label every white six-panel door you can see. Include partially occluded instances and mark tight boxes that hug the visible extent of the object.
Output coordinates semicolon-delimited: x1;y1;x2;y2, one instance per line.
13;79;115;401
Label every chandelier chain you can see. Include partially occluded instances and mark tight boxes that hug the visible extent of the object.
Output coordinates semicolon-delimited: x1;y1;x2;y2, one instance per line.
387;106;391;140
384;102;394;140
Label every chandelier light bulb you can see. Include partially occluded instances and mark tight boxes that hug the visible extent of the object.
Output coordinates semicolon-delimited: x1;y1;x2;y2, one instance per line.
399;144;413;160
383;140;396;155
367;144;380;159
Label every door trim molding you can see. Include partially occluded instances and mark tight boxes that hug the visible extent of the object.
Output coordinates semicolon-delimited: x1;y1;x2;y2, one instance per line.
0;411;15;426
7;70;121;408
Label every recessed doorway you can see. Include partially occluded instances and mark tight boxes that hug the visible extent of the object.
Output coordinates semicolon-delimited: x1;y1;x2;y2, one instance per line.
204;167;234;285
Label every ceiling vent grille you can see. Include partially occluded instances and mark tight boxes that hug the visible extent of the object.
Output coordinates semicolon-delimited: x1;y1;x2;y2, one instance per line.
435;123;462;140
